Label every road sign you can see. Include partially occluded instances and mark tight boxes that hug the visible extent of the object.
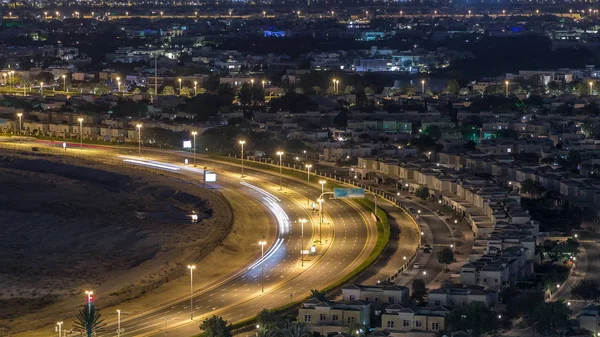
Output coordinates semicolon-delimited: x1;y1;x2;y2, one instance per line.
333;188;365;199
182;140;192;148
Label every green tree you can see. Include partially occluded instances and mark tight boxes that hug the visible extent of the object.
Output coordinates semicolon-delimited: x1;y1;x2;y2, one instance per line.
180;86;191;97
33;71;54;85
364;87;375;96
423;125;442;140
326;85;336;96
415;186;429;200
437;247;455;270
294;87;304;94
382;87;396;97
447;302;499;337
73;305;105;337
403;84;416;96
132;87;142;95
112;98;149;118
256;309;280;331
162;85;175;96
344;85;355;95
410;279;427;303
199;315;232;337
527;301;571;337
521;179;545;197
283;321;310;337
574;82;588;96
445;79;461;95
310;289;327;301
571;280;600;304
238;83;253;105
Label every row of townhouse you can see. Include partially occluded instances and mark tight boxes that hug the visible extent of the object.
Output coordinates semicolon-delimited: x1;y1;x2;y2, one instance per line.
356;156;533;238
302;283;500;336
460;246;534;289
438;152;600;206
1;120;141;142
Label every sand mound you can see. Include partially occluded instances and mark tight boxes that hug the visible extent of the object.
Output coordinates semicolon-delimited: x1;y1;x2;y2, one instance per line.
0;153;233;324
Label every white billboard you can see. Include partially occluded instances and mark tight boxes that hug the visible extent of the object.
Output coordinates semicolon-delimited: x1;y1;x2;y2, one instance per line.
183;140;192;148
204;171;216;182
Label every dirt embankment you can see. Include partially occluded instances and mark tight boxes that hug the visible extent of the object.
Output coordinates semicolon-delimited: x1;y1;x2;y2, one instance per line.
0;152;233;331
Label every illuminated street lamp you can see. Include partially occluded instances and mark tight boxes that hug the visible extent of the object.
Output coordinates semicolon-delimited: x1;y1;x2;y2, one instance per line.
117;310;122;337
116;77;121;92
590;81;594;95
56;321;63;337
40;82;44;95
136;124;142;157
305;164;312;204
239;140;246;178
299;218;307;267
259;240;266;292
84;290;93;310
187;265;196;320
78;117;84;149
421;79;425;97
194;81;197;96
62;74;67;92
505;80;509;97
261;80;265;90
191;131;198;166
16;112;22;136
276;150;284;190
178;78;182;93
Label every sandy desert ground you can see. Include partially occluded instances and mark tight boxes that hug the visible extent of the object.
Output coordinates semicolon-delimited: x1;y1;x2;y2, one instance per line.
0;151;233;331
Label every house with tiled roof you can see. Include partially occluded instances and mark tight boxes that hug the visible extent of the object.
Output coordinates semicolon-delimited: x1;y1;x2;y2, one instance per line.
298;298;371;335
380;304;450;336
427;285;499;308
579;304;600;335
342;283;410;305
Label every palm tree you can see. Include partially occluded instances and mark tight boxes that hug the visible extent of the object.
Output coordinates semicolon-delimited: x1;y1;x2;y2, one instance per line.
282;321;309;337
73;305;105;337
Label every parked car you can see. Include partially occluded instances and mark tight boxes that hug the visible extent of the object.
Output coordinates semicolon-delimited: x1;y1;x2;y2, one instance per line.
413;263;420;269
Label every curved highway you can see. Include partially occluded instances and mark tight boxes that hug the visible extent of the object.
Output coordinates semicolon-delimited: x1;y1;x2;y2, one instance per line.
3;141;377;337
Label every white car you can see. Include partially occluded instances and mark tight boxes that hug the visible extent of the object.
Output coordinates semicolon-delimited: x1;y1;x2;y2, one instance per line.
413;263;421;269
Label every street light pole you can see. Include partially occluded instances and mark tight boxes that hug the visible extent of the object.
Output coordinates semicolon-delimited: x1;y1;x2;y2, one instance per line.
505;80;509;97
136;124;142;157
62;74;67;92
85;290;93;311
187;265;196;320
57;321;63;337
239;140;246;178
276;151;284;190
194;81;197;96
40;82;44;95
319;180;325;242
259;240;266;292
299;219;307;267
305;164;312;205
178;78;182;94
191;131;197;166
17;113;22;136
117;310;121;337
78;118;84;149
